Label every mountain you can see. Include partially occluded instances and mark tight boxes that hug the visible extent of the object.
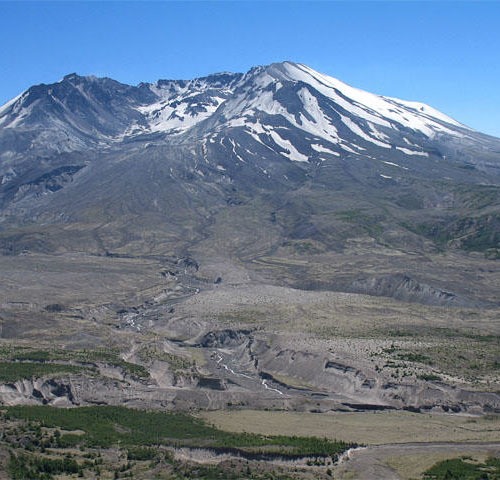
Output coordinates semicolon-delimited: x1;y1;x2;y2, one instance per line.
2;62;499;164
0;62;499;416
0;61;499;304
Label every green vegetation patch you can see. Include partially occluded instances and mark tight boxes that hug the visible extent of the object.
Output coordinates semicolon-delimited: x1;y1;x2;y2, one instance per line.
396;352;433;364
423;456;500;480
335;209;385;237
374;329;500;383
0;362;88;382
5;405;353;458
8;453;85;480
407;212;500;253
126;446;158;461
0;346;149;380
417;373;442;381
169;463;298;480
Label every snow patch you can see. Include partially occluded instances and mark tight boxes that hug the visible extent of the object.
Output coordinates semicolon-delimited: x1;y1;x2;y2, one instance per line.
396;146;428;157
296;87;339;141
269;131;309;162
340;143;359;154
311;143;338;155
138;94;226;134
340;114;391;149
382;161;400;167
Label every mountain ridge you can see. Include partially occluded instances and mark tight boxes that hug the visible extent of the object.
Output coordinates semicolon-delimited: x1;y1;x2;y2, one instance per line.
0;61;481;139
2;61;498;177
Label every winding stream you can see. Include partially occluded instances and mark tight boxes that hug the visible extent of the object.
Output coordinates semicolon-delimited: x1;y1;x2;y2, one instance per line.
212;351;284;395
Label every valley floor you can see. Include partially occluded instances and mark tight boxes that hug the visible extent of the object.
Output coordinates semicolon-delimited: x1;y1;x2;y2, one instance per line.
0;252;498;479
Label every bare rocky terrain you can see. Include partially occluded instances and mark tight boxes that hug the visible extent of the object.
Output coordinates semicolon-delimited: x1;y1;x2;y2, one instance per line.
0;252;498;415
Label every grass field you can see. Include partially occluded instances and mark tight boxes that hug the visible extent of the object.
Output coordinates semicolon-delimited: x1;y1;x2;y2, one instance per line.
201;410;500;445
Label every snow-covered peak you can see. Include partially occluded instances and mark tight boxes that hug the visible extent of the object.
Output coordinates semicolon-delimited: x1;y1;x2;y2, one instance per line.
0;62;476;161
172;60;477;163
261;62;467;134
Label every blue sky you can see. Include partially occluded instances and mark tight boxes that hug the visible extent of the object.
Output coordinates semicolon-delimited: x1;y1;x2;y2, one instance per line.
1;1;499;137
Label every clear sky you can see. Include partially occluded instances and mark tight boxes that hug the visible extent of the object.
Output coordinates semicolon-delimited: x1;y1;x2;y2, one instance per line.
1;1;499;137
